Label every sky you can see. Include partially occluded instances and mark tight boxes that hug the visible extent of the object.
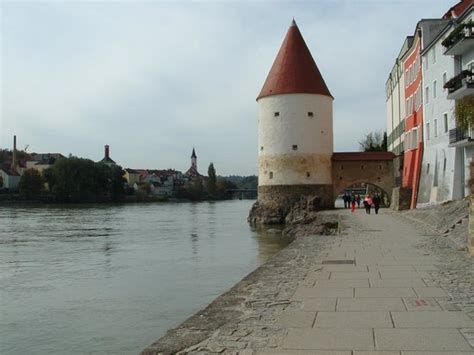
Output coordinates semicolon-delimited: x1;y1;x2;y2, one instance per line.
1;0;456;175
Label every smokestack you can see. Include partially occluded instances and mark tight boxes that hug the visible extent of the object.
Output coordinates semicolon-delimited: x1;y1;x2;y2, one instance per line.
105;145;110;159
11;135;17;171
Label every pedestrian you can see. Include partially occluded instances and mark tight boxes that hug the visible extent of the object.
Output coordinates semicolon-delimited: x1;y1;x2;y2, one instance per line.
364;194;373;214
351;193;356;213
342;193;348;208
356;194;361;208
373;193;381;214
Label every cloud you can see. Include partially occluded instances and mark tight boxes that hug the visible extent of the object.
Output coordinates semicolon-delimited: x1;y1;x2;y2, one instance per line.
1;0;454;175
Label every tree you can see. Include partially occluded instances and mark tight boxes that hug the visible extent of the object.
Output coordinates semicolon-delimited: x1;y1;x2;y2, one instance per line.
18;168;43;198
359;130;387;152
454;95;474;130
207;163;217;198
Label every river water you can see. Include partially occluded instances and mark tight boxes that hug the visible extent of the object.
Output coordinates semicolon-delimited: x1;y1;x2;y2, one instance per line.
0;200;292;354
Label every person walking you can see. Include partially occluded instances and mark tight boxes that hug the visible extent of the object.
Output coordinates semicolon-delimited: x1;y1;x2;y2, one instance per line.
343;193;348;208
364;194;373;214
373;193;381;214
351;193;356;212
356;194;361;208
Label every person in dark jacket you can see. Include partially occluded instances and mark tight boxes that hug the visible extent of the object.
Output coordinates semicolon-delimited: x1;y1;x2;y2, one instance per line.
373;193;381;214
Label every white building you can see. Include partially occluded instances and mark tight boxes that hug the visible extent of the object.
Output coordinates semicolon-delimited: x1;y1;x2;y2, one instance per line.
256;19;334;209
418;22;457;205
441;3;474;200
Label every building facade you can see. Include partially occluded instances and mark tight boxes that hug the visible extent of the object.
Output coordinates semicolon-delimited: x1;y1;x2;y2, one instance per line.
443;4;474;200
418;21;457;205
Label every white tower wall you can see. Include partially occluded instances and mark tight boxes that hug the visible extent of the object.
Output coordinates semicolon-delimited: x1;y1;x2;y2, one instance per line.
258;93;333;186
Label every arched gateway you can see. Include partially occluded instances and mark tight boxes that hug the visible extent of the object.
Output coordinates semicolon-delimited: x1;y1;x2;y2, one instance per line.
332;152;396;201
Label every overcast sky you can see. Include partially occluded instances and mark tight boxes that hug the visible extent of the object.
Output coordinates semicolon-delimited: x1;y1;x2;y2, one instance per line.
1;0;455;175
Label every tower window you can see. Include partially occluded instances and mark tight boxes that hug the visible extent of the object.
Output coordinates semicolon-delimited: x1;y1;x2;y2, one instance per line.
378;165;382;170
292;144;298;150
427;163;430;174
269;171;273;179
361;165;364;170
306;172;310;177
260;146;264;151
274;112;280;117
308;112;314;117
340;165;344;170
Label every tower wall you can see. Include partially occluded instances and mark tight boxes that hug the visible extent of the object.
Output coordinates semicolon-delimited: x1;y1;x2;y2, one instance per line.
257;93;334;209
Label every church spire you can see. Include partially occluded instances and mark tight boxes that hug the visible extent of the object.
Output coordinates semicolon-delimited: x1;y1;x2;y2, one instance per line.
191;148;197;169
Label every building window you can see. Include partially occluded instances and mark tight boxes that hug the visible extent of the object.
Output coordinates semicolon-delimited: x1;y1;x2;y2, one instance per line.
361;165;364;170
260;146;264;151
427;163;430;174
425;86;429;104
306;172;310;178
274;112;279;117
378;165;382;170
308;112;313;117
292;144;298;150
433;80;437;99
444;113;448;133
434;119;438;137
432;47;436;64
269;171;273;179
426;122;430;140
340;165;344;170
443;158;447;172
443;72;447;87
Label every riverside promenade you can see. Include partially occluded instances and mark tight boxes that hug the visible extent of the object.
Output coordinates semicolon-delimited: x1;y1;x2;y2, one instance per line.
143;208;474;354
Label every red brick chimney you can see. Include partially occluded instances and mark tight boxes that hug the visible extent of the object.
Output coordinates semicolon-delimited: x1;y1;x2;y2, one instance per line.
11;135;17;171
105;145;110;159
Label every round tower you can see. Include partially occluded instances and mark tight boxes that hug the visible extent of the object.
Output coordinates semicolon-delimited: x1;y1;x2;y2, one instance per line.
256;20;334;210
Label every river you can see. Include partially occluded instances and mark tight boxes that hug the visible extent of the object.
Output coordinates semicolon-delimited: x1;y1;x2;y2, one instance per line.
0;200;292;354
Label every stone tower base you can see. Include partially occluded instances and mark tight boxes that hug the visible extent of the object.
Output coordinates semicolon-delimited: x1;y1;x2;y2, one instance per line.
248;184;334;225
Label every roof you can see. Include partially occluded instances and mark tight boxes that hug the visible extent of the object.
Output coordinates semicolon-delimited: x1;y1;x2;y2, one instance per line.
443;0;473;19
185;166;201;178
30;153;65;161
99;156;116;164
0;167;20;176
332;152;396;161
257;19;332;100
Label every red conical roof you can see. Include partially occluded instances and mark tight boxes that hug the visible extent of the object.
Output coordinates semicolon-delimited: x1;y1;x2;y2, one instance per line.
257;20;332;100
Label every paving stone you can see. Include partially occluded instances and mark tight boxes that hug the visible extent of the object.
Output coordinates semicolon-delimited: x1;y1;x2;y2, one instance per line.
305;271;331;280
337;298;406;311
293;287;354;299
391;311;474;328
354;352;401;355
412;265;438;271
380;271;431;279
256;351;351;355
322;265;368;272
300;298;337;311
283;328;375;350
314;311;393;328
402;298;442;311
315;279;370;288
276;311;316;328
374;328;472;351
355;288;417;298
368;265;416;272
402;352;474;355
330;272;381;280
369;279;427;288
414;287;449;297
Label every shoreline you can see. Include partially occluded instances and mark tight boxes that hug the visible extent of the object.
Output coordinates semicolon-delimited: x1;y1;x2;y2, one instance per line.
141;201;472;354
141;210;340;354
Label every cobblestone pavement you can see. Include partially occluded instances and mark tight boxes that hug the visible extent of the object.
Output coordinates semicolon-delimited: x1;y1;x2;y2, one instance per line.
144;208;474;354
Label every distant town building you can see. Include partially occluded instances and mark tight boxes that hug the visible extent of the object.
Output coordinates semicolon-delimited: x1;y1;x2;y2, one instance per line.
25;153;65;174
98;145;116;167
0;167;20;190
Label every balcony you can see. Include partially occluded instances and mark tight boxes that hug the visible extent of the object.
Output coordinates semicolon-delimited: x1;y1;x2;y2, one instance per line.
442;21;474;55
444;70;474;100
449;127;474;147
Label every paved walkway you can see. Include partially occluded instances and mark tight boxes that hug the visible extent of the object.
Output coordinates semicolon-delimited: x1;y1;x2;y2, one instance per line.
258;209;474;354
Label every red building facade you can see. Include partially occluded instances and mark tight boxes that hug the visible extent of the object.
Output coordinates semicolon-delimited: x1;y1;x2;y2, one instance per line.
402;32;424;208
